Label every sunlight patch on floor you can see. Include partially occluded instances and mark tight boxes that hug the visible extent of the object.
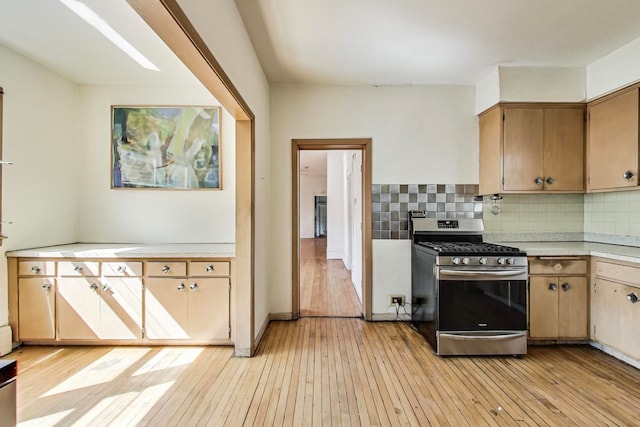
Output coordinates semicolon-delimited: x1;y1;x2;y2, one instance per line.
42;347;151;397
132;347;203;377
18;409;74;427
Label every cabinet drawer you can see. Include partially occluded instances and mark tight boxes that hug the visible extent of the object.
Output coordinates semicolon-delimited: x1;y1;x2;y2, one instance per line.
190;261;230;277
529;258;587;275
102;261;143;277
147;261;187;277
595;261;640;287
18;260;55;276
58;261;100;276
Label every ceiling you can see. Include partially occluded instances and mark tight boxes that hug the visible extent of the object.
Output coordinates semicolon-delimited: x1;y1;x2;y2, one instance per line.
3;1;640;89
0;0;197;85
300;151;327;177
235;0;640;85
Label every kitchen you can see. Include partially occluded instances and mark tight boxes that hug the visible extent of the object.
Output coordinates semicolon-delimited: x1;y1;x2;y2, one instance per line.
2;0;640;424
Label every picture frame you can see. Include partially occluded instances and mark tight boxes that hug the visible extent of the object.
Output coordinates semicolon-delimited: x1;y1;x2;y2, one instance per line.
111;105;221;189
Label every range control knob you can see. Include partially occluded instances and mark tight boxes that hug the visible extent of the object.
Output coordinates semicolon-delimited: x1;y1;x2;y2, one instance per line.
452;257;461;265
479;257;488;265
506;258;515;265
462;257;470;265
497;258;506;265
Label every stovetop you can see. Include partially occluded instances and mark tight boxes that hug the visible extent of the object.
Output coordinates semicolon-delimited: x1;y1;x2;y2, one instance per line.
417;241;526;257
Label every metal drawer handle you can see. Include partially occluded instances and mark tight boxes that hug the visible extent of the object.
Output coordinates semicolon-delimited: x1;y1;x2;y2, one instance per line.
117;265;127;273
90;283;98;291
31;266;41;274
74;266;84;272
623;170;634;180
548;283;557;291
628;293;639;304
102;283;113;293
206;265;215;272
545;177;555;185
42;282;52;291
162;265;171;273
190;282;199;290
534;177;544;185
561;282;571;292
177;282;186;291
0;160;13;165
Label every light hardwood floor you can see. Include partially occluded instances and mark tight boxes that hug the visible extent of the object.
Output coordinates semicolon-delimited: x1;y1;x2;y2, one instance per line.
299;238;361;317
5;319;640;426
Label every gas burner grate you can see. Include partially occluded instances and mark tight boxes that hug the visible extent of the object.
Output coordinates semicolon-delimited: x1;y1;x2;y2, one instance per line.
418;241;523;255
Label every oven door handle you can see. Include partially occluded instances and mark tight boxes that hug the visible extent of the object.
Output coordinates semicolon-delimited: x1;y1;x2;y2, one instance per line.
440;332;527;341
438;269;527;281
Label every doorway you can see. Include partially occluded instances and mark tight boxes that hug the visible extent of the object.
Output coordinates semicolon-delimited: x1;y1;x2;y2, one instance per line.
292;139;372;320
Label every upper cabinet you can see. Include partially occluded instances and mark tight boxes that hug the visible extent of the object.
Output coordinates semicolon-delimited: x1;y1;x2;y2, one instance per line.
479;104;585;195
587;87;639;192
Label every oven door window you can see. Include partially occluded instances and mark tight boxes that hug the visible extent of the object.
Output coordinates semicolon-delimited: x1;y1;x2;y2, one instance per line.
438;279;527;331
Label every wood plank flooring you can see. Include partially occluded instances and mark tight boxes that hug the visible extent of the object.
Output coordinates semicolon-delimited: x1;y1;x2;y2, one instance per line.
5;319;640;426
299;238;361;317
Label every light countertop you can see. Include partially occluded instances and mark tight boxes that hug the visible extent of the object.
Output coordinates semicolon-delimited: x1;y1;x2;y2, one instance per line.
496;241;640;264
5;243;235;259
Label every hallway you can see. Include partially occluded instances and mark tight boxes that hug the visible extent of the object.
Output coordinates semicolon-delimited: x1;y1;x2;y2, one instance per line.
299;238;361;317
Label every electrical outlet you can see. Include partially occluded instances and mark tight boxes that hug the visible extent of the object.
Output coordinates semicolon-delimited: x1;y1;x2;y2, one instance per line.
389;294;405;305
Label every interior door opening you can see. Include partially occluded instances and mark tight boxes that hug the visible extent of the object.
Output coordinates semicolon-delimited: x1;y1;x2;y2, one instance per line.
293;141;372;319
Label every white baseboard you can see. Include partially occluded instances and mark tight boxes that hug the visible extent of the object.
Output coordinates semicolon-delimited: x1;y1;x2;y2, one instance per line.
0;325;12;356
371;313;411;321
590;341;640;370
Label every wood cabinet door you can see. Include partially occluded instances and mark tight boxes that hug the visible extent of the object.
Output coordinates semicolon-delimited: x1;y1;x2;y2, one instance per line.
187;278;230;341
18;278;55;340
145;278;189;339
100;278;143;339
558;276;588;339
503;108;545;191
587;89;639;191
57;277;101;339
479;107;502;195
543;108;585;191
529;276;559;338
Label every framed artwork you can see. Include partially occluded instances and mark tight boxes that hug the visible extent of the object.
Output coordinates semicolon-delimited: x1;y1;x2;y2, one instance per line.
111;105;221;189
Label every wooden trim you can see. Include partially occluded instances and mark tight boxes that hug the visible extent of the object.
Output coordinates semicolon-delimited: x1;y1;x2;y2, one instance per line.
292;138;373;321
7;257;18;342
126;0;252;121
127;1;256;355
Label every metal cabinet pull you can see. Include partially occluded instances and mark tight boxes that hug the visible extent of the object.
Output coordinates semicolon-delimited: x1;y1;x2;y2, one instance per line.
90;283;99;291
545;177;555;185
534;177;544;185
627;293;639;304
74;266;84;272
561;282;571;292
177;282;186;291
623;170;634;180
102;283;113;293
0;160;13;165
206;265;215;273
117;265;127;274
548;283;557;291
162;265;171;273
190;282;199;290
31;266;41;274
42;282;52;291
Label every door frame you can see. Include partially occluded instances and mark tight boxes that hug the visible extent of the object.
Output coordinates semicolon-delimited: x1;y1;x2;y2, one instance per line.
292;139;372;320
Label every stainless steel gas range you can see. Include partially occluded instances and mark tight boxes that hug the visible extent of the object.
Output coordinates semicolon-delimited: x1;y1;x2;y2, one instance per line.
410;211;528;356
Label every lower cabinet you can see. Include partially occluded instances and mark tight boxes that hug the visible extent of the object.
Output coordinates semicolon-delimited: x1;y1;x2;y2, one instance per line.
57;277;142;340
528;257;589;341
591;259;640;360
11;256;232;345
145;277;230;341
18;277;56;340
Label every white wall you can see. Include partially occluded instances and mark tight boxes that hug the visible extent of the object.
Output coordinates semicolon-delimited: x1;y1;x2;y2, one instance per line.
269;85;477;316
299;175;326;239
177;0;271;341
587;36;640;99
77;84;235;243
499;66;586;103
326;151;345;259
0;44;81;352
